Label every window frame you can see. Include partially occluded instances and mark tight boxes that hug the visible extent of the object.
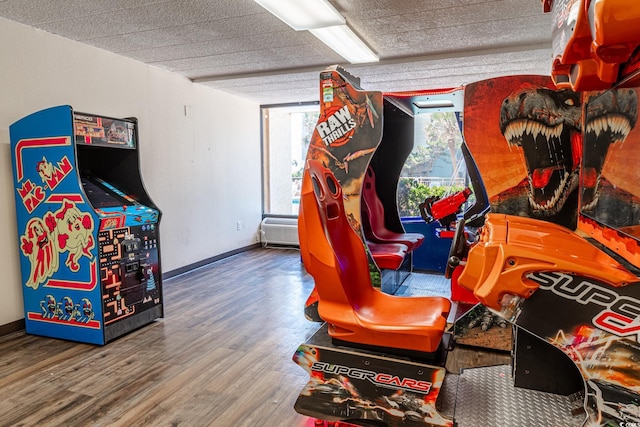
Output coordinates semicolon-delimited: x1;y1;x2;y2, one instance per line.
260;101;320;219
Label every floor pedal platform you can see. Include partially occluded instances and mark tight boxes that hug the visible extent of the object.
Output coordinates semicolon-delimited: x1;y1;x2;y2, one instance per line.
293;328;453;427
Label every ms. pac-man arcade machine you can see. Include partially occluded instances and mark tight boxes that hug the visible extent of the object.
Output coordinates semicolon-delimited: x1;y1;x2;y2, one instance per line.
10;105;163;345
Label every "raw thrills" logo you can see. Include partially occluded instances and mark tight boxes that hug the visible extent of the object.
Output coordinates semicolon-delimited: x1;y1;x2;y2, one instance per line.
311;361;432;394
528;272;640;341
316;105;356;147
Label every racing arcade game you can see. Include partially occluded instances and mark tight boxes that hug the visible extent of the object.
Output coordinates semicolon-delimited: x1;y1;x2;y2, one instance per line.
10;105;163;345
452;1;640;425
293;1;640;424
294;67;454;427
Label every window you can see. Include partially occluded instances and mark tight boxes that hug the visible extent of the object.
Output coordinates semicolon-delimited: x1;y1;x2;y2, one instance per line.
261;103;319;216
261;104;468;218
397;111;468;218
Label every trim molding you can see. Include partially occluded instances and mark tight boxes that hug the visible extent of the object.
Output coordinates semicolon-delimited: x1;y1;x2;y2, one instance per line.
0;243;261;337
162;243;261;280
0;319;25;338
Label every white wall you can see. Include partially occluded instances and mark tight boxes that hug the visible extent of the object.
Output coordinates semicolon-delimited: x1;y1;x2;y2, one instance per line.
0;17;262;327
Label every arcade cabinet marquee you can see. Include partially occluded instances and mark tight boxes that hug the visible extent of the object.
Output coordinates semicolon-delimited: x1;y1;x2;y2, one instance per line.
10;105;163;345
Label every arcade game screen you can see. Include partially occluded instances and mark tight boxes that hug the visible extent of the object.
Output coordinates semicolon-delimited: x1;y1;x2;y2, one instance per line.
80;176;132;209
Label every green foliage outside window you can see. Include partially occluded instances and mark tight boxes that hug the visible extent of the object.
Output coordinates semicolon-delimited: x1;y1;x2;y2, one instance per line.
397;178;464;218
397;112;466;218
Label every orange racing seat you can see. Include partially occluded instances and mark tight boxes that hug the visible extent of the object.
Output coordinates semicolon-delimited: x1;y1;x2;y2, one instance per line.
304;159;450;353
300;176;407;272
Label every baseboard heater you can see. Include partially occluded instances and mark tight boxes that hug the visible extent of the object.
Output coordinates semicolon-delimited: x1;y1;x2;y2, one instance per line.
260;217;299;246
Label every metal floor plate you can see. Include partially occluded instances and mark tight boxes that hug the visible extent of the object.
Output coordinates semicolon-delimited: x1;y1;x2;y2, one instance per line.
437;370;458;420
397;272;451;298
401;275;586;425
453;365;584;427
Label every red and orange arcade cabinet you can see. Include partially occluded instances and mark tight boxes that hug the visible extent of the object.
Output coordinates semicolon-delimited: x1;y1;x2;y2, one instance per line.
451;1;640;424
293;1;640;425
10;106;163;345
293;66;453;427
457;81;640;425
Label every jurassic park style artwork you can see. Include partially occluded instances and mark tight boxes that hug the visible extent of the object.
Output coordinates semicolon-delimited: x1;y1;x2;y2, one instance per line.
464;75;581;230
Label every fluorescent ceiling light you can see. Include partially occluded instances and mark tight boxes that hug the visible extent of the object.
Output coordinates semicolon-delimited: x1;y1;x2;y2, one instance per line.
413;100;456;109
310;25;379;64
254;0;345;30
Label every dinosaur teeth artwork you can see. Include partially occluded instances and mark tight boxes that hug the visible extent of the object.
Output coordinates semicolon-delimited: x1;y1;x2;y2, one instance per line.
586;115;633;141
504;119;564;145
464;76;585;229
581;89;639;222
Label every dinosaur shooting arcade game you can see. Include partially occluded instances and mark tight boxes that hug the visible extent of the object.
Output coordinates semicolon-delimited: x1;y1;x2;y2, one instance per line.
292;0;640;426
10;106;163;345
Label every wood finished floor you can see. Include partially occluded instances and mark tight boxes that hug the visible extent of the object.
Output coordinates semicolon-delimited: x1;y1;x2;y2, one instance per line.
0;248;510;427
0;248;318;427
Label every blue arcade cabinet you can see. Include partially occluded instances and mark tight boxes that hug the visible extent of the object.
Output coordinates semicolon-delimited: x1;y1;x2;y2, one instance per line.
10;105;163;345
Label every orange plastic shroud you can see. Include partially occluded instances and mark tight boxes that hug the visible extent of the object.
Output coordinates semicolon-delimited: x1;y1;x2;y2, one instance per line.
545;0;640;91
458;213;637;310
579;216;640;268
